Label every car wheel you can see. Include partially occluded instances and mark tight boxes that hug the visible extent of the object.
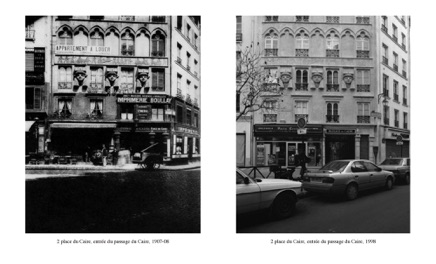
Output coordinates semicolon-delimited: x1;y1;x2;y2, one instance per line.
271;192;296;219
404;173;410;185
385;177;394;190
345;184;358;201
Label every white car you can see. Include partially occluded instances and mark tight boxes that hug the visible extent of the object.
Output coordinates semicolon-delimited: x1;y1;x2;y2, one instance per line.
237;168;302;219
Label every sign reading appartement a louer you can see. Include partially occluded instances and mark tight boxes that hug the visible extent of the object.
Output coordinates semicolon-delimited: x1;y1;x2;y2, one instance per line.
55;45;111;55
117;94;172;104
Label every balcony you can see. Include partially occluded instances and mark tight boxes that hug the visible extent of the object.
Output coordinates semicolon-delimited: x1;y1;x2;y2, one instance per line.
151;16;166;23
402;43;406;50
326;115;340;123
383;89;389;97
262;83;279;93
186;94;192;104
356;50;369;58
265;49;278;56
327;84;339;92
403;98;407;105
394;94;399;101
357;84;370;92
393;36;398;43
393;64;398;72
295;83;308;91
382;56;389;65
236;33;242;41
265;16;278;22
151;51;165;57
404;123;408;129
384;118;390;126
176;57;182;64
294;114;308;123
357;116;370;123
402;70;407;78
356;16;370;24
381;25;388;33
186;65;191;72
295;49;309;57
326;49;339;58
25;29;35;40
89;83;104;92
58;82;72;90
394;120;399;127
51;110;72;119
194;98;198;107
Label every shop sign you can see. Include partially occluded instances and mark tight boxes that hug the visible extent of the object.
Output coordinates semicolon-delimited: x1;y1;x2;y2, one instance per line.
176;126;199;135
135;127;169;133
55;55;168;67
136;105;151;120
34;47;45;73
254;125;322;134
55;45;111;55
326;129;356;134
117;94;172;104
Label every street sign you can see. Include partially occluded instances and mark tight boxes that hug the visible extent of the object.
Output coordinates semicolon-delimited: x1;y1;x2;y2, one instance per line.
396;141;403;145
297;117;307;129
297;128;307;135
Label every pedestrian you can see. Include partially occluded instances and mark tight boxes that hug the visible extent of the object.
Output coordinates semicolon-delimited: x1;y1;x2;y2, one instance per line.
298;152;311;179
102;144;108;166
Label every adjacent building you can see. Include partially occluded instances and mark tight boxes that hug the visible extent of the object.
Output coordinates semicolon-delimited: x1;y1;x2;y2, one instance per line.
26;16;201;164
237;16;410;168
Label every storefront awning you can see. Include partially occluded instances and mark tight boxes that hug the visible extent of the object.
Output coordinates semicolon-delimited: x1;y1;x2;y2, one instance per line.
51;123;117;129
25;121;35;132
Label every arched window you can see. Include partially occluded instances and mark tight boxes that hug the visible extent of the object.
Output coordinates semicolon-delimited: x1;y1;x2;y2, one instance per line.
327;70;339;92
356;33;370;58
326;102;339;122
151;31;165;57
58;27;73;45
90;29;104;46
264;34;278;56
296;69;308;90
121;30;135;56
296;33;309;49
106;29;119;56
74;28;88;46
326;35;339;50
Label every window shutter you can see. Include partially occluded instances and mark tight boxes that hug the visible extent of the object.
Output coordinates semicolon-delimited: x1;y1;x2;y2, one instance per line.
26;51;34;72
34;88;41;109
158;70;165;89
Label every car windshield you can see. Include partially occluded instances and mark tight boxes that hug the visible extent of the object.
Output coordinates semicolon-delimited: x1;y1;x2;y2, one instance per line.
380;159;402;165
320;161;349;172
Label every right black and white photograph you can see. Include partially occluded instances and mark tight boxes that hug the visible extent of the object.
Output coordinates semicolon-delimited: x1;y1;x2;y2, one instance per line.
236;16;410;233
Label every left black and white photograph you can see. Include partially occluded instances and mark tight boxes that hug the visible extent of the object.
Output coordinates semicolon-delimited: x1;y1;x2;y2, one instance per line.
25;15;201;233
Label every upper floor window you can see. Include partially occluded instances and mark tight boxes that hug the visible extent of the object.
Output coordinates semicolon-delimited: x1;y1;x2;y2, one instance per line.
58;98;72;117
326;32;339;58
295;69;308;91
120;68;134;91
382;44;389;64
265;16;278;22
58;66;73;89
393;52;399;71
151;31;165;57
90;29;104;46
401;33;406;49
90;99;103;117
119;16;135;21
186;52;191;70
177;105;184;124
296;31;309;57
90;67;104;91
26;87;41;110
357;102;370;123
392;24;398;41
356;33;370;58
403;112;408;129
177;16;183;31
356;69;370;92
326;70;339;92
383;105;390;125
264;33;278;56
402;59;407;78
382;16;388;32
394;109;399;127
393;80;399;101
121;30;135;56
326;102;339;123
58;27;73;45
296;16;309;22
151;68;165;91
151;107;164;121
383;74;389;97
186;24;191;40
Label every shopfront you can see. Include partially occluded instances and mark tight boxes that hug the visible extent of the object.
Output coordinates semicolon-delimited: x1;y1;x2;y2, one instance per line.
385;130;410;158
254;124;323;167
173;125;200;161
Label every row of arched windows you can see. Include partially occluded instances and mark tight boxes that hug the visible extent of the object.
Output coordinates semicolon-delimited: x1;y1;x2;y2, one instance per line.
57;25;166;57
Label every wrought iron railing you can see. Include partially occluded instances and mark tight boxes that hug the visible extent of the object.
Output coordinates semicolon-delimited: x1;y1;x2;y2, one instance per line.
295;83;308;91
151;16;166;22
58;82;72;89
236;33;242;41
296;49;309;57
265;49;278;56
357;50;369;58
326;49;339;58
356;16;370;24
357;116;370;123
357;84;370;92
382;56;389;65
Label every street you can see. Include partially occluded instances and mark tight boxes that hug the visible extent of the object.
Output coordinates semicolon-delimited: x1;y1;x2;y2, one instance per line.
237;184;409;233
26;169;200;233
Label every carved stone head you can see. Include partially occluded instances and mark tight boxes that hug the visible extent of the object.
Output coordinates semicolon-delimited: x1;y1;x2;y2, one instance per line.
136;72;149;87
312;72;323;88
105;70;119;85
74;69;87;85
343;73;354;85
280;72;292;85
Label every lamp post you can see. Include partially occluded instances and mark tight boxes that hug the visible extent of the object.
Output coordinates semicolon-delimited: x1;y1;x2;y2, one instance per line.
375;92;388;163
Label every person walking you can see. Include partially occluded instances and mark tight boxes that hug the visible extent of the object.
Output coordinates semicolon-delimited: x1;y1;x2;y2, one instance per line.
102;144;108;166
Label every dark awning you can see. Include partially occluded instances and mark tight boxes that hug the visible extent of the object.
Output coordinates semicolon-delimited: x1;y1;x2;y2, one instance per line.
25;121;36;132
51;123;117;129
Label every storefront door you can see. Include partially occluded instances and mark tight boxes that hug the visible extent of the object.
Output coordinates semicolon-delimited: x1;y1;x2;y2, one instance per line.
286;142;307;167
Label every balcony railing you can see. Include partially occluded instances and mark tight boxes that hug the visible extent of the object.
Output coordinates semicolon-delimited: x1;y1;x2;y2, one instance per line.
402;70;407;78
296;16;309;22
193;98;198;107
89;83;104;91
295;49;309;57
58;82;72;89
262;83;279;93
326;115;340;123
357;84;370;92
294;114;308;123
403;98;407;105
356;16;370;24
26;30;35;40
186;94;192;103
194;71;198;77
186;65;191;72
393;64;398;72
393;36;398;43
326;49;339;58
402;43;406;50
151;51;165;57
295;83;308;91
357;50;369;58
394;120;399;127
265;49;278;56
177;88;184;99
382;56;389;65
327;84;339;92
326;16;339;23
383;89;389;97
384;118;390;125
52;110;72;119
236;33;242;41
394;94;399;101
265;16;278;22
357;116;370;123
404;123;408;129
381;25;388;33
151;16;166;22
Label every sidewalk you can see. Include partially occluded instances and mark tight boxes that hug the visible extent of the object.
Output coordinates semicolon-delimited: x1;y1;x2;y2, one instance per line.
25;160;201;172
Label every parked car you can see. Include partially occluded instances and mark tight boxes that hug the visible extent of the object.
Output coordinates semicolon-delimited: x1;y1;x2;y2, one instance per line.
237;168;302;219
302;159;395;201
378;157;410;185
132;143;164;170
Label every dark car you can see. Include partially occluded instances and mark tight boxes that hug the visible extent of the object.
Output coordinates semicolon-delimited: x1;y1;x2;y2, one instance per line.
378;158;410;185
132;143;164;170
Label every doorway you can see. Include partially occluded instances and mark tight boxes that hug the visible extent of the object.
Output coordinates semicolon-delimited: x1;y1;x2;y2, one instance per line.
286;142;307;167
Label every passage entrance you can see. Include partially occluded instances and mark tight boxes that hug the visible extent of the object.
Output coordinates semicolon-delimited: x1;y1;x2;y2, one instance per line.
286;142;307;167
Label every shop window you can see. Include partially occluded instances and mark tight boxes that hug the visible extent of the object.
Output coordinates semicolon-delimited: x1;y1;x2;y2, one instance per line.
90;99;103;117
58;99;72;117
26;87;41;110
151;31;165;57
151;107;164;121
175;136;184;154
151;68;165;91
58;66;73;89
177;105;184;124
121;30;135;56
120;104;134;120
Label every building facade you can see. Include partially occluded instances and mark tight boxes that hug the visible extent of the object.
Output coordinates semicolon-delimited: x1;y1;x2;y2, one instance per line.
237;16;410;168
26;16;201;164
25;16;52;159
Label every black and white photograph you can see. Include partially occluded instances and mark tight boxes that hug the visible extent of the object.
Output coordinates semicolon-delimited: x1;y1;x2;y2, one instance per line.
25;15;201;233
236;15;410;233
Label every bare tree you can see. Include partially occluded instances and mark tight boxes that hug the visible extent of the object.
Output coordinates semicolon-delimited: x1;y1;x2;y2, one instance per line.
236;42;279;121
